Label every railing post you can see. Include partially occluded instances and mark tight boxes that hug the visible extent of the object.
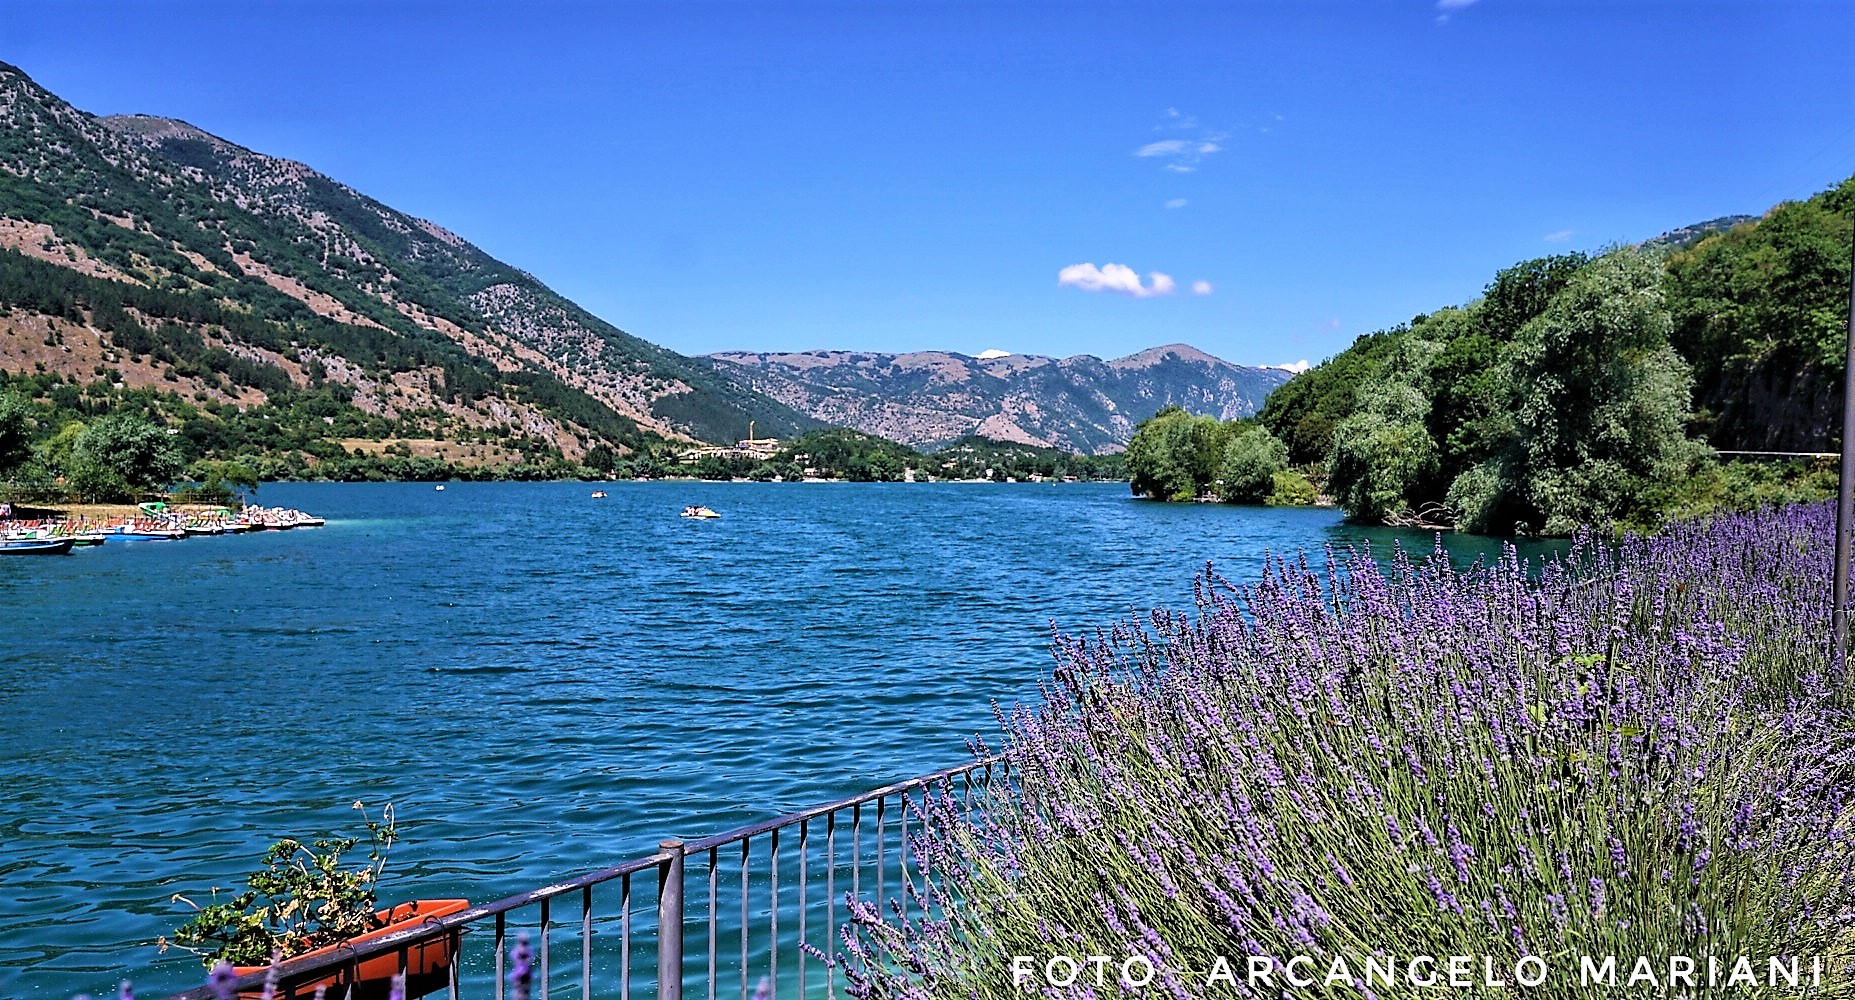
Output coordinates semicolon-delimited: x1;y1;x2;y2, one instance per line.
659;839;686;1000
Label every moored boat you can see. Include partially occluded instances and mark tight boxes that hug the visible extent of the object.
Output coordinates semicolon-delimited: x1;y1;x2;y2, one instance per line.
0;537;74;555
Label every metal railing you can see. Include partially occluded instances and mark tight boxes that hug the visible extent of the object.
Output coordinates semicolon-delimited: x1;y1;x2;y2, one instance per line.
162;757;1011;1000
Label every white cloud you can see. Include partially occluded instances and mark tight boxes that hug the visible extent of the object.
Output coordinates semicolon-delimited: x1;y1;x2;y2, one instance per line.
1165;198;1189;210
1274;360;1312;373
1136;139;1191;158
975;348;1011;360
1435;0;1478;24
1135;111;1227;172
1191;280;1213;295
1057;262;1177;298
1543;229;1573;243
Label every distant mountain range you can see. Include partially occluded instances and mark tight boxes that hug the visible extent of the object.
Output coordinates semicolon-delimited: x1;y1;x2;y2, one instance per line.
710;344;1293;454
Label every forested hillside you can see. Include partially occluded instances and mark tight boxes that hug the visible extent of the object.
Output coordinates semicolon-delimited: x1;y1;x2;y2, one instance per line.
0;61;817;489
1131;177;1852;534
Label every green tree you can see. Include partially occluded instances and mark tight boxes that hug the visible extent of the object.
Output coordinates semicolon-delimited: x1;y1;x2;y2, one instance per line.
1664;176;1853;449
1461;247;1708;534
1324;335;1443;522
0;391;33;477
182;458;260;503
1216;424;1288;503
1256;328;1408;465
68;413;186;502
36;419;85;477
582;443;617;474
1126;406;1225;501
1327;412;1439;523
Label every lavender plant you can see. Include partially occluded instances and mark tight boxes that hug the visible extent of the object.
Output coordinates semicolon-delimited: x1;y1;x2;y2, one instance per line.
845;503;1855;998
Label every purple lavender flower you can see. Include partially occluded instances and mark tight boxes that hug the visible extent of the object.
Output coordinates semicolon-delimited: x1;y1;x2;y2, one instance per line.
508;933;533;1000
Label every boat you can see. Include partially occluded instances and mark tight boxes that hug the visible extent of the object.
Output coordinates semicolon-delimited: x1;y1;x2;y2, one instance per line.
680;505;721;520
0;537;75;555
435;484;446;491
111;522;187;540
591;491;608;499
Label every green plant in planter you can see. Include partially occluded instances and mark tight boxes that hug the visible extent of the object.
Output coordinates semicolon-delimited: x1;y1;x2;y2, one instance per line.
162;802;399;967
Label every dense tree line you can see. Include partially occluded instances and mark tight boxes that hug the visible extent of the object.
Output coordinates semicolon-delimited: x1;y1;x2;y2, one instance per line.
0;386;183;501
641;429;1128;484
1247;175;1852;534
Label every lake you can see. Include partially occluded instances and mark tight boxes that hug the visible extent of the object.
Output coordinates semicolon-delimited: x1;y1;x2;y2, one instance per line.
0;481;1565;998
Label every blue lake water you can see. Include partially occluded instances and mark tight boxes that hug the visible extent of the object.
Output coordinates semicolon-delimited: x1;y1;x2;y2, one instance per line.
0;481;1564;998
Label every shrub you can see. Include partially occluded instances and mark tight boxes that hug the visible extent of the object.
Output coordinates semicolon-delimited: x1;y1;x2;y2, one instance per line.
1216;425;1287;504
1265;468;1318;507
845;504;1855;998
164;803;399;967
68;413;184;501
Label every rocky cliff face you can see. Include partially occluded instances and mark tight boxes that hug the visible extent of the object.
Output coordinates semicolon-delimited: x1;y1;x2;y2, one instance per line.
709;344;1294;454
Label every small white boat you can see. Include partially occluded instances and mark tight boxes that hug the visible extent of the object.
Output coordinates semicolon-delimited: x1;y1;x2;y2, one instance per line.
591;491;608;499
435;484;446;491
680;505;720;520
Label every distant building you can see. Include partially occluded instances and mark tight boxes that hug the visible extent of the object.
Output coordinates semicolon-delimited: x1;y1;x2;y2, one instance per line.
677;437;782;464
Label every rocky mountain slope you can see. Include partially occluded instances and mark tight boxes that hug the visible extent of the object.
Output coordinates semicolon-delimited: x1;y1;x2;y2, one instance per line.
709;344;1293;454
0;61;816;470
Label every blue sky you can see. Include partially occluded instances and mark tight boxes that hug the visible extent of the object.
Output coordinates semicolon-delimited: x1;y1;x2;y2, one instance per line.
6;1;1851;368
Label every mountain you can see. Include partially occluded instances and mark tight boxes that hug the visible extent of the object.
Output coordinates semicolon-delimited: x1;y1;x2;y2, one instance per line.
1639;215;1760;252
707;343;1294;454
0;60;816;476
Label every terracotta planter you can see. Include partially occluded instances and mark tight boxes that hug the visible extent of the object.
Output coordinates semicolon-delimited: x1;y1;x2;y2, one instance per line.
234;899;468;1000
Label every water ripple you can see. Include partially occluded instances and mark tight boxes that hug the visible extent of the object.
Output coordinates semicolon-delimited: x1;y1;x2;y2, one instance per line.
0;481;1564;998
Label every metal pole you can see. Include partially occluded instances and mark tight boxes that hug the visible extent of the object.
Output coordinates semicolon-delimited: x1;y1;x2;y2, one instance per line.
659;839;686;1000
1837;215;1855;671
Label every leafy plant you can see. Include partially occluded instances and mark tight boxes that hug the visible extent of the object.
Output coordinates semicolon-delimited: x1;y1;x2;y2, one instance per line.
163;802;399;967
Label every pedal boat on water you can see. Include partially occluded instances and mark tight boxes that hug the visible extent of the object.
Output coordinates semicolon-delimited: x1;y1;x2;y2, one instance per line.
0;536;75;555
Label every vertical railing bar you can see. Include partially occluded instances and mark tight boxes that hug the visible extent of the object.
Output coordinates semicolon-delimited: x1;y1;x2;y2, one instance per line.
876;796;886;908
899;793;910;923
496;911;508;1000
826;810;837;1000
582;885;594;1000
852;802;861;904
622;871;633;1000
660;839;686;1000
709;846;720;1000
449;926;462;1000
770;826;780;997
798;818;809;998
740;838;750;1000
540;895;553;1000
